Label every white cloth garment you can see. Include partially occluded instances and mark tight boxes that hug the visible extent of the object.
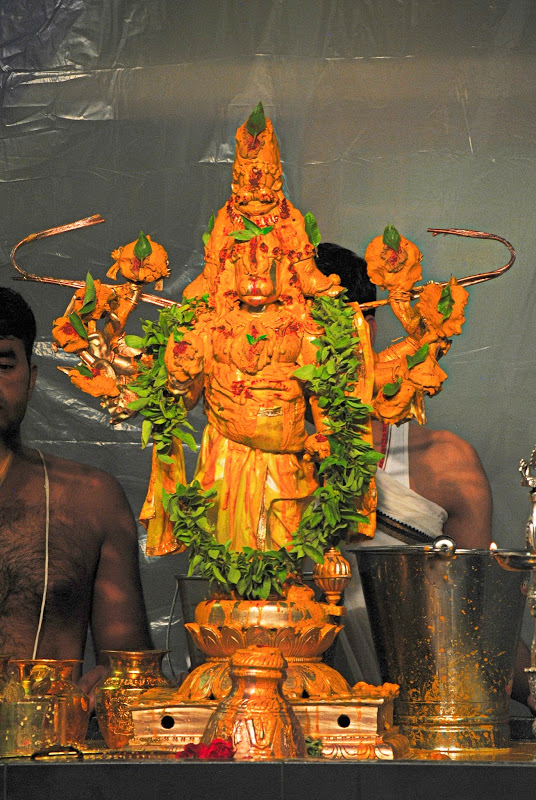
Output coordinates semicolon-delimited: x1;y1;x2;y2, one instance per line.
336;423;448;685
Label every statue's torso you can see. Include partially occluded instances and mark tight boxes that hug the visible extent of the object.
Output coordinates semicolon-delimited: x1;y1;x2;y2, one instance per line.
201;306;312;452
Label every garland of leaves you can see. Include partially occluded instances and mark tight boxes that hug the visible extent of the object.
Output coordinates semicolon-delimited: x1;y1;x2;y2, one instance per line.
140;291;381;600
125;298;208;460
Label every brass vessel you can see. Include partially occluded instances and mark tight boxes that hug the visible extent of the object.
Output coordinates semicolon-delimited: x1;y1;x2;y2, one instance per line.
95;650;173;749
0;659;89;757
202;646;306;760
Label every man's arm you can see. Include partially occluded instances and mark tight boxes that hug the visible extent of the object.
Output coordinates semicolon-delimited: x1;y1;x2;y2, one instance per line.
89;473;153;658
78;472;154;702
409;426;492;549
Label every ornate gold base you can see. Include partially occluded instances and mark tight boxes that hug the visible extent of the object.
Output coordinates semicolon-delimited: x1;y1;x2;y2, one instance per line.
175;657;355;703
173;585;372;702
127;586;404;759
130;694;407;760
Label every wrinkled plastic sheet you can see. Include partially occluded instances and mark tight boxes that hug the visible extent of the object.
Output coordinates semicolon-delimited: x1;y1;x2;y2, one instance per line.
1;0;536;678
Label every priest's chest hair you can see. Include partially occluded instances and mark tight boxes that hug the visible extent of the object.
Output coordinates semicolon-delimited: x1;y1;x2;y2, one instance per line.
0;496;95;621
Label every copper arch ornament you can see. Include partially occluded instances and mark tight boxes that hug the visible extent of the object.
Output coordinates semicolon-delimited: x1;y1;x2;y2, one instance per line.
10;218;516;312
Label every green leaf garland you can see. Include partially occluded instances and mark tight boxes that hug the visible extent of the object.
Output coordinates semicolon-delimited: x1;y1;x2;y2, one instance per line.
127;297;209;461
156;291;380;599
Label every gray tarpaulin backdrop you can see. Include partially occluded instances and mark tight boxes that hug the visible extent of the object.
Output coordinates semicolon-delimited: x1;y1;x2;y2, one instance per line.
1;0;535;679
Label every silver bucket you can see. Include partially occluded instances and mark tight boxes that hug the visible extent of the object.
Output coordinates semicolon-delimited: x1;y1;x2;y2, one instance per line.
351;543;530;752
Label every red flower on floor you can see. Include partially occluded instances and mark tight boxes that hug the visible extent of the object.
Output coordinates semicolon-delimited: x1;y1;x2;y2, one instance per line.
175;738;235;760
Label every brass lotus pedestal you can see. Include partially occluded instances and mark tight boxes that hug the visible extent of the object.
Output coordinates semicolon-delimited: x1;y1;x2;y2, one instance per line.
130;552;407;760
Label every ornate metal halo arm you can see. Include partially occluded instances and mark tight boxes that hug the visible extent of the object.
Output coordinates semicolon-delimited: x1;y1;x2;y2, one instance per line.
11;215;105;281
359;228;516;312
426;227;516;288
10;215;176;309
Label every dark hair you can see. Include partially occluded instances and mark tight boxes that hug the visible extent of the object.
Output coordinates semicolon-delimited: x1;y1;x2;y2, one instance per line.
314;242;376;314
0;287;37;364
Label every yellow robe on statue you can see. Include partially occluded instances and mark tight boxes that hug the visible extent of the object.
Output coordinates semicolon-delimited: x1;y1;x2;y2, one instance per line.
193;422;317;552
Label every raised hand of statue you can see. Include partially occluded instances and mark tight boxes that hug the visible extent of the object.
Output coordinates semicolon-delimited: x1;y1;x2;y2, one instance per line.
164;331;204;388
52;232;169;417
303;432;330;462
365;225;469;425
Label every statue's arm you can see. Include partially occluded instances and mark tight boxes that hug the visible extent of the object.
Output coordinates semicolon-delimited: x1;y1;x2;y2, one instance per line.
164;328;205;409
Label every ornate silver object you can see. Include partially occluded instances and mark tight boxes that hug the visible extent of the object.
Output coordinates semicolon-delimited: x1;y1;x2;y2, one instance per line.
520;446;536;553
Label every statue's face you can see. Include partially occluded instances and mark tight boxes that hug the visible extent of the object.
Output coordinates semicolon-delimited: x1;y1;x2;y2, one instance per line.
232;165;282;218
233;242;282;307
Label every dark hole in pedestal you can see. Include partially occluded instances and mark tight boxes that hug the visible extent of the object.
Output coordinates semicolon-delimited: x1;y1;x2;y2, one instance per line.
337;714;351;728
160;715;175;729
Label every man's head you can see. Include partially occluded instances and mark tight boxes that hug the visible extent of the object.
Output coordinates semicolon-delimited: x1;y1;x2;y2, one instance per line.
0;287;37;366
314;242;376;312
0;287;37;447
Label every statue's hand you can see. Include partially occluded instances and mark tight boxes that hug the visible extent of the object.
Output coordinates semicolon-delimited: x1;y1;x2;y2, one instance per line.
164;330;204;384
88;330;111;360
102;387;139;423
304;432;330;462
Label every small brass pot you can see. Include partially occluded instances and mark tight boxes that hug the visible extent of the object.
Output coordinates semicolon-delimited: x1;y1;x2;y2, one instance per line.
95;650;173;749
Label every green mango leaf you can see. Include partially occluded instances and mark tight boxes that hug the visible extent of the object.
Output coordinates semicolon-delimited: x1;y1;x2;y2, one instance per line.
406;343;429;370
438;282;454;321
68;312;88;340
78;272;97;315
212;565;227;585
202;214;215;246
134;231;153;260
75;364;93;378
303;544;325;564
124;334;145;349
158;453;175;464
229;229;256;242
228;566;241;584
242;216;263;235
127;397;150;411
175;430;197;451
293;363;316;382
382;378;402;397
141;418;153;449
246;101;266;140
382;224;401;253
304;212;321;248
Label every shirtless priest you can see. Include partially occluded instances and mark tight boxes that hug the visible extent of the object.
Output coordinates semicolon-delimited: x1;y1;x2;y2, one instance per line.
0;286;153;698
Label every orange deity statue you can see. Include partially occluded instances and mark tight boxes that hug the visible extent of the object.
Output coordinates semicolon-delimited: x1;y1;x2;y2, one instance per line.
12;104;514;572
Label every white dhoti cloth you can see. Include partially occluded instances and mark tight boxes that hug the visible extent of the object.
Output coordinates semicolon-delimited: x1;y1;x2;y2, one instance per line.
337;423;448;685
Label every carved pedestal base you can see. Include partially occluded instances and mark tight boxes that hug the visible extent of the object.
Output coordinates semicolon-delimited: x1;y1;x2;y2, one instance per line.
128;588;406;760
130;694;408;760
